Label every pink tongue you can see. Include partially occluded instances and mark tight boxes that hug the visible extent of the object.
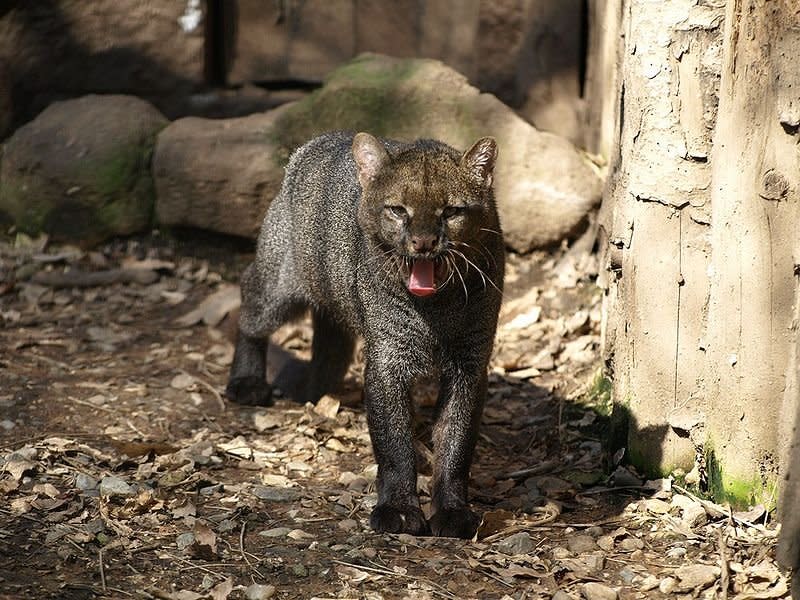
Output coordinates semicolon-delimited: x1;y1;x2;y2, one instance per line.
408;259;436;297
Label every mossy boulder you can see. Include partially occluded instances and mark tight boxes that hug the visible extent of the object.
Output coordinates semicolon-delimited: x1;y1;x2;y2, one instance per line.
154;54;601;251
271;53;602;252
0;94;167;243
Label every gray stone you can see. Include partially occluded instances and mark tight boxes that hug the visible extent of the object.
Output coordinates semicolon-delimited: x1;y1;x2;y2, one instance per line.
566;534;597;553
98;475;135;497
338;519;359;532
619;537;644;552
259;527;292;538
552;592;576;600
75;473;99;491
497;532;535;555
245;584;276;600
153;109;288;239
252;486;299;502
1;95;167;243
618;565;638;584
176;532;195;551
581;582;618;600
674;564;720;591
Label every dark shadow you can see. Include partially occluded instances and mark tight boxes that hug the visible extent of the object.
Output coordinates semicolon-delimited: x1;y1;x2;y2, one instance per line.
3;0;204;130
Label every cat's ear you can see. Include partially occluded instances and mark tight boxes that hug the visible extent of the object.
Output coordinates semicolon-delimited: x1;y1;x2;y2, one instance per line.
352;132;389;189
461;137;498;188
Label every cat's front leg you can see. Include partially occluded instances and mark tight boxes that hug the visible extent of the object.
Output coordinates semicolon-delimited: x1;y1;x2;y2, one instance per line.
362;355;429;536
429;361;488;539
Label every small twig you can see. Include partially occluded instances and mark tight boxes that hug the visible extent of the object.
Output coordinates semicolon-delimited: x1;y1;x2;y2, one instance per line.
185;370;227;413
480;568;514;588
239;521;264;581
501;459;561;480
99;549;107;593
333;560;458;599
718;528;729;600
126;419;147;439
160;552;229;580
69;396;115;413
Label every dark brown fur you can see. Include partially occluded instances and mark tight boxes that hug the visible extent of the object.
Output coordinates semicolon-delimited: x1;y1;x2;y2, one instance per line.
226;131;504;538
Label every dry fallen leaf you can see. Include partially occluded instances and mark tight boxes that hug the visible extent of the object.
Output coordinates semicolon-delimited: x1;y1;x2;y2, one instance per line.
209;577;233;600
176;285;240;327
190;523;218;560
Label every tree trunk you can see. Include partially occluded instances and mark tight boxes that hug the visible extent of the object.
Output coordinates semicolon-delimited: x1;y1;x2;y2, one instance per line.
595;0;800;510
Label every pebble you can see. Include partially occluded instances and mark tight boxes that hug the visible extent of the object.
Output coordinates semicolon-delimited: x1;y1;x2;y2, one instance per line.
584;526;604;538
671;496;707;527
674;564;720;590
245;584;276;600
659;577;677;594
338;519;359;532
581;582;618;600
596;535;615;551
0;419;15;430
666;546;687;559
497;532;535;555
99;476;134;497
619;537;644;551
176;532;195;551
292;563;308;577
617;565;638;584
259;527;291;538
639;574;659;592
642;498;671;514
252;486;299;502
75;473;99;491
552;546;571;559
286;529;314;540
170;373;195;389
567;534;597;553
552;591;575;600
581;552;605;573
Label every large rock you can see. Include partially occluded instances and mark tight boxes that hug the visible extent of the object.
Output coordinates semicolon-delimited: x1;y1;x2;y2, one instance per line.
0;95;167;242
156;54;600;251
153;108;289;238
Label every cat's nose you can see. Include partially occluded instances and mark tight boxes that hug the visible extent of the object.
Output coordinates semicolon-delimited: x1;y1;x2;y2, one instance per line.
410;234;437;253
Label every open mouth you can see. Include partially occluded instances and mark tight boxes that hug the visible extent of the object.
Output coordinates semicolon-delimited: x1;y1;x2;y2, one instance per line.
408;257;437;297
406;255;452;297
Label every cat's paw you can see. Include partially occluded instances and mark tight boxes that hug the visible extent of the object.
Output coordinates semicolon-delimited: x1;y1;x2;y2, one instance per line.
225;376;273;406
429;507;480;539
370;504;429;536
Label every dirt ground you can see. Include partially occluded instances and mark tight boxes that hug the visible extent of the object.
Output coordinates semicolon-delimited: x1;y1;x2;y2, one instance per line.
0;232;790;599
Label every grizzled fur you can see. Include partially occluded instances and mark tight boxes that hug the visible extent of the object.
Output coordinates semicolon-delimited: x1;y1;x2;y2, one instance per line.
226;131;504;538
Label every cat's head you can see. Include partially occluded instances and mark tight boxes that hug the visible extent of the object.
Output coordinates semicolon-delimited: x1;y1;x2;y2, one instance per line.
353;132;498;297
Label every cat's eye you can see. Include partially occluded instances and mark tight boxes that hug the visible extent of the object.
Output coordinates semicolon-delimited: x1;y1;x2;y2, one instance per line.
441;205;467;219
385;205;409;219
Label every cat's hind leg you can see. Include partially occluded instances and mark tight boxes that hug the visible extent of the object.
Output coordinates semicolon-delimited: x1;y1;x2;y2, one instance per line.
304;310;356;404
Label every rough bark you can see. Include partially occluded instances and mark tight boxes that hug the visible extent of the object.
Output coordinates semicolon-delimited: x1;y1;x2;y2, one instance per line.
706;0;800;507
598;0;800;511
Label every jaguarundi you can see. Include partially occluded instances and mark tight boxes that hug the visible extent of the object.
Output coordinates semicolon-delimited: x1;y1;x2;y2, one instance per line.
225;131;504;538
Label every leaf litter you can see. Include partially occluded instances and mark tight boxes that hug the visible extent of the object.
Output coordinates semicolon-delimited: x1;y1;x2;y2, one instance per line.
0;233;790;598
